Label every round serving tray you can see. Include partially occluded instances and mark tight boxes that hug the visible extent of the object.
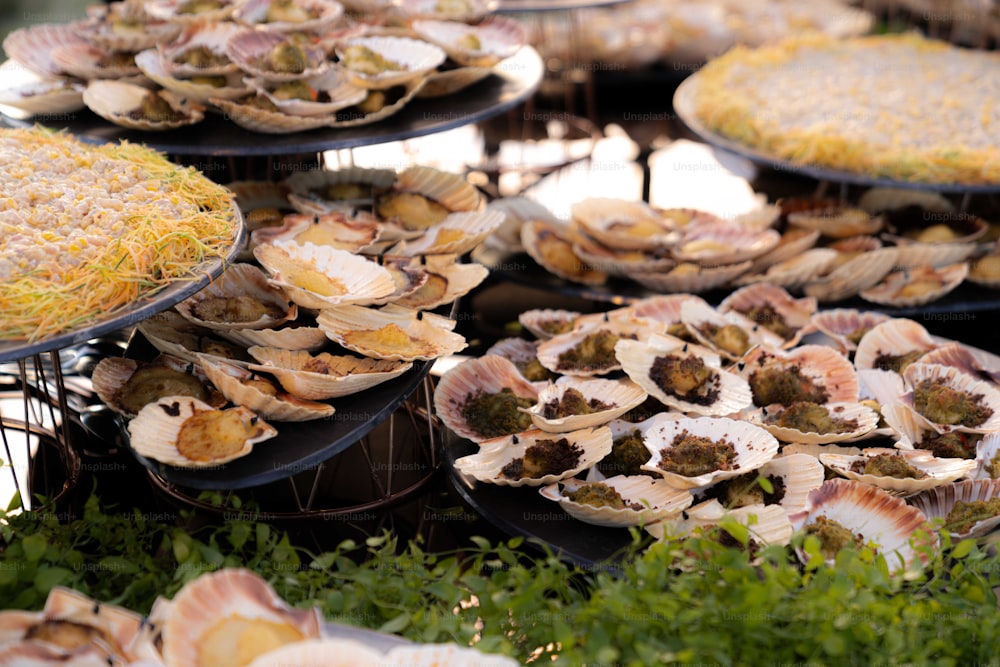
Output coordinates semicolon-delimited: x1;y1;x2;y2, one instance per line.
0;208;246;364
673;73;1000;194
1;47;543;157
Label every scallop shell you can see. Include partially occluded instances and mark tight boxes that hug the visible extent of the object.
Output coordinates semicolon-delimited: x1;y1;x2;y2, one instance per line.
572;234;675;277
680;299;785;361
323;79;426;128
226;30;329;81
335;36;446;89
810;308;892;354
254;240;396;309
735;344;859;406
892;242;976;270
617;333;753;417
787;207;884;239
244;638;383;667
246;346;412;400
857;367;907;410
918;341;1000;385
397;0;499;21
230;180;293;219
620;294;709;326
539;475;693;528
0;611;41;645
410;16;526;67
900;362;1000;434
517;308;582;340
747;227;820;274
83;81;204;131
452;426;614;487
433;354;539;442
974;433;1000;480
156;20;243;76
639;416;779;490
251;212;381;253
788;478;930;573
0;643;116;667
859;262;969;308
967;251;1000;288
161;568;324;667
391;261;489;309
802;247;900;302
233;0;345;33
0;78;85;117
820;447;976;496
571;198;679;251
246;68;368;116
672;223;780;265
391;210;504;256
625;260;751;294
175;263;296;331
647;499;793;547
391;165;482;214
853;317;938;372
416;63;493;98
719;284;817;349
197;355;336;421
536;319;664;377
2;23;89;78
857;187;955;214
317;304;466;361
883;209;988;245
134;48;251;103
910;479;1000;540
73;5;180;53
217;324;329;352
524;376;648;433
752;452;826;516
47;41;140;80
144;0;238;24
128;396;278;467
749;401;880;445
522;220;608;286
734;248;839;291
357;259;430;307
92;354;224;418
485;196;562;251
37;587;144;658
285;167;397;213
211;94;338;134
138;310;254;367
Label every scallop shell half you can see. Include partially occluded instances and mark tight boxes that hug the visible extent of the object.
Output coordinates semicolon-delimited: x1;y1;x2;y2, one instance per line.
226;29;329;81
820;447;976;497
175;263;296;331
810;308;891;354
247;346;412;400
749;401;880;445
859;262;969;308
83;81;204;131
909;479;1000;541
736;344;859;407
336;36;446;89
536;319;664;377
539;475;693;528
317;304;467;361
524;376;648;433
899;362;1000;434
854;318;938;373
410;16;526;67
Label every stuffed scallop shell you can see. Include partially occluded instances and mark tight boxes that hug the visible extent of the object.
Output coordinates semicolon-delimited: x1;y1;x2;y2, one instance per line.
571;198;679;251
680;298;784;361
746;228;820;274
539;475;693;528
638;416;780;491
197;355;336;421
398;0;499;21
144;0;239;24
820;447;976;497
810;308;891;354
317;304;467;361
245;69;368;116
616;333;753;416
138;310;254;367
672;223;780;266
92;354;225;418
625;260;751;295
336;36;446;89
719;284;817;349
803;246;900;303
253;240;396;309
452;426;613;487
899;362;1000;435
709;452;826;516
135;48;251;103
50;42;141;80
410;16;526;67
433;354;540;442
161;568;324;667
233;0;345;33
892;242;976;270
854;318;938;373
227;30;329;81
391;210;505;257
83;81;205;131
735;344;859;407
157;20;242;76
128;396;277;468
391;260;489;310
748;401;880;445
786;206;884;239
285;167;397;214
909;479;1000;541
246;346;412;400
522;220;607;286
860;262;969;308
0;78;85;118
536;319;664;377
523;376;647;433
175;263;296;331
251;212;381;253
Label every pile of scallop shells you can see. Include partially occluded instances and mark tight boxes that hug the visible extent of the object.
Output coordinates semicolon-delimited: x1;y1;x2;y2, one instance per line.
441;285;1000;570
482;187;1000;307
93;164;498;468
0;0;526;133
0;568;516;666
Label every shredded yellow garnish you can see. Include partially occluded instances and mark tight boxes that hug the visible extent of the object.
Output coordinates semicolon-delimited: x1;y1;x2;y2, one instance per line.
0;126;237;342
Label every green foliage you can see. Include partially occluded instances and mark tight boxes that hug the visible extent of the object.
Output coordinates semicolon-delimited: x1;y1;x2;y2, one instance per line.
2;490;1000;666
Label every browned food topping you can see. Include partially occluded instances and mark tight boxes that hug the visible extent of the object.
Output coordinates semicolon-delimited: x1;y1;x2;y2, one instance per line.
129;92;187;123
241;374;280;396
267;42;309;74
987;452;1000;479
245;207;285;227
542;387;612;419
599;429;653;477
658;431;738;477
849;453;927;479
915;431;982;459
649;354;719;405
176;45;229;68
515;357;555;382
697;322;752;357
189;74;228;87
945;499;1000;534
566;482;642;510
198;336;251;362
460;388;534;439
845;326;872;346
115;364;210;414
192;295;284;323
25;620;112;651
500;437;583;479
666;322;697;342
179;0;223;14
771;402;855;434
707;473;786;508
872;349;925;374
175;408;262;462
556;330;636;373
749;365;829;407
376;192;450;230
913;379;993;427
98;51;136;69
318;183;368;201
741;304;795;340
538;318;576;336
241;94;281;113
805;516;865;560
271;80;327;102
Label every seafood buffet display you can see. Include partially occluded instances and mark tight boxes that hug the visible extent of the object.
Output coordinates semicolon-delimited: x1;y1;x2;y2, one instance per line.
441;288;1000;567
0;568;517;666
0;0;528;134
